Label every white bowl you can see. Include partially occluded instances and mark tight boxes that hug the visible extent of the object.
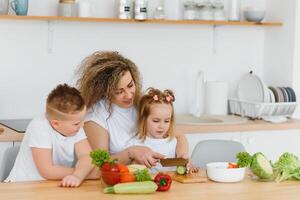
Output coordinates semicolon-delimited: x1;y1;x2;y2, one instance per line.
244;9;265;22
206;162;246;183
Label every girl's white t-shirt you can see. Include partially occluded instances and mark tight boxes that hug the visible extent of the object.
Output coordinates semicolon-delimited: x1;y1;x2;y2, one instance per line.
5;115;86;182
127;136;177;173
85;99;137;154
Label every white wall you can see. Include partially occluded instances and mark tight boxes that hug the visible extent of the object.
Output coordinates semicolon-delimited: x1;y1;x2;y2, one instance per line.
0;0;286;119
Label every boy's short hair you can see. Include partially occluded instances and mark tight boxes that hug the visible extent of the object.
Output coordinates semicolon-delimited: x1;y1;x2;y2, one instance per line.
46;84;85;120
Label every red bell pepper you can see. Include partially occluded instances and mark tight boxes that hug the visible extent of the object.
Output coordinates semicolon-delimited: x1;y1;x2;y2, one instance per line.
154;173;172;192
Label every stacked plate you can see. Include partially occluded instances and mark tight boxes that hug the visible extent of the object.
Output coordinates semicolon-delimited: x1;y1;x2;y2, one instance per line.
268;87;296;103
237;72;297;103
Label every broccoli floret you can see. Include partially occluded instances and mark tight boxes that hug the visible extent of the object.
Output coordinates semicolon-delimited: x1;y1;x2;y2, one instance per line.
236;152;252;167
250;152;273;179
273;152;300;182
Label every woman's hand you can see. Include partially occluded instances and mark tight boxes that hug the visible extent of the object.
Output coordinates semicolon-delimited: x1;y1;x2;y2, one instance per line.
130;146;165;168
59;174;83;187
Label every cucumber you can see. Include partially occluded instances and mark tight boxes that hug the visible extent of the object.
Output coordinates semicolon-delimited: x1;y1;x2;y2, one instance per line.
103;181;158;194
176;165;187;175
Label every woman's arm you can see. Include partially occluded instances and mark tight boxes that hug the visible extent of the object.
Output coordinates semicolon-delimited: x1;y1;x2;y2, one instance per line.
84;121;164;167
32;148;74;180
174;127;189;158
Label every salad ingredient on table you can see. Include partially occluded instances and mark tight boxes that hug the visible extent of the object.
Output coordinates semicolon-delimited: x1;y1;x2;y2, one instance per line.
103;181;158;194
176;166;187;175
154;173;172;191
273;152;300;182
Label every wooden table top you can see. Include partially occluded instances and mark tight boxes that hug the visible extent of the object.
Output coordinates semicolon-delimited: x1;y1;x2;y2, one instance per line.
1;176;300;200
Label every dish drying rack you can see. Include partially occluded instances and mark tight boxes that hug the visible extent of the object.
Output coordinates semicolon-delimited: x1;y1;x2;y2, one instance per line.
229;98;297;119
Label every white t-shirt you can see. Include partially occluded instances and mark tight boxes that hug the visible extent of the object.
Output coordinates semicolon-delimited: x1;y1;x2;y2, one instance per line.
5;115;86;182
127;136;177;173
86;99;137;154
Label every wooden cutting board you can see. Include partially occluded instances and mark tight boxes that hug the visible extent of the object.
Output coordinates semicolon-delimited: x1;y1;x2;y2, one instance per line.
171;172;208;183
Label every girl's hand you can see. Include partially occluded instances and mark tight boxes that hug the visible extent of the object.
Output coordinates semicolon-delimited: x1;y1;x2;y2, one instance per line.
59;174;83;187
130;146;165;168
186;159;199;174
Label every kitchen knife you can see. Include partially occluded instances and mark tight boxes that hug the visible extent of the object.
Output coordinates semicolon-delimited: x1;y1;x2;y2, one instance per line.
159;158;188;167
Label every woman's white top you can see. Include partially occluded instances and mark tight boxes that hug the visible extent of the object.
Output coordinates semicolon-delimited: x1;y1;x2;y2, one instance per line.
85;99;137;154
5;115;86;182
127;136;177;173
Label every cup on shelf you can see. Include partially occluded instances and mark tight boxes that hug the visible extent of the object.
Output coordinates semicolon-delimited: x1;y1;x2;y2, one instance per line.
10;0;28;16
77;1;91;17
0;0;9;15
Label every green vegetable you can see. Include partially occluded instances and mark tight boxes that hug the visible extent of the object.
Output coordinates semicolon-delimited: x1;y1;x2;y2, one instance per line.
176;166;187;175
236;152;252;167
103;181;158;194
273;152;300;182
135;169;152;182
250;152;273;179
291;167;300;180
90;149;110;169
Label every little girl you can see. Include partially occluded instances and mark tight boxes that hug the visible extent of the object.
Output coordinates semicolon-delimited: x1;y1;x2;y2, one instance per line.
128;87;197;173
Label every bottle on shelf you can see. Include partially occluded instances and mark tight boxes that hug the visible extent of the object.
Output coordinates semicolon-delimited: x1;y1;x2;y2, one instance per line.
134;0;148;20
228;0;241;21
118;0;133;19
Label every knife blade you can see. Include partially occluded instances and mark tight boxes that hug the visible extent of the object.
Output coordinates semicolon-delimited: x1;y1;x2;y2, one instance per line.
159;158;188;167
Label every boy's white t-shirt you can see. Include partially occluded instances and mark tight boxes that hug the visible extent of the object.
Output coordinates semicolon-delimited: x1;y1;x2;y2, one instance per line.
86;99;137;154
127;136;177;173
5;115;86;182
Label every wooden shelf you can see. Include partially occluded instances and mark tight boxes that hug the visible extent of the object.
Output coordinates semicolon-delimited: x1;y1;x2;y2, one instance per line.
0;15;283;26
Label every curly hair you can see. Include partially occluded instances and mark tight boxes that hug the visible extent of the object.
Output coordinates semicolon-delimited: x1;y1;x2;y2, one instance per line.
76;51;142;111
137;87;175;141
46;83;85;120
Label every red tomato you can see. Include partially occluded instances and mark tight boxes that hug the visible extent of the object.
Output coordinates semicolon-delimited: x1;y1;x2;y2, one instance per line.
101;162;121;185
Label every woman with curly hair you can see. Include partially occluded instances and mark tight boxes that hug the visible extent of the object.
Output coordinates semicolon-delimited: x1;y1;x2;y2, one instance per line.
77;51;188;167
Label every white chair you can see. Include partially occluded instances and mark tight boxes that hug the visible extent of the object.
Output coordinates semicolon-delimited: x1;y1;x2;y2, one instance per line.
191;140;246;168
0;145;20;181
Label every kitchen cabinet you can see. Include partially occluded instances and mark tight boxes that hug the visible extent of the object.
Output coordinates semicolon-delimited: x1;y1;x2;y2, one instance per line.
0;142;13;161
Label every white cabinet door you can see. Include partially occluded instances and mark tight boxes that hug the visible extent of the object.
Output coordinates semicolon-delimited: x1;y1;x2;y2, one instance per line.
239;129;300;162
186;132;241;157
0;142;13;163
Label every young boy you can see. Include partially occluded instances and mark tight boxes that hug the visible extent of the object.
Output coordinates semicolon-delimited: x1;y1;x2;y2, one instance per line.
5;84;98;187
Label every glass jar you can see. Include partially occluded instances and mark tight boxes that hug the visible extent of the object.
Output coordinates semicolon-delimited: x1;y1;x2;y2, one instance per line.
58;0;76;17
198;0;213;21
118;0;132;19
212;0;225;21
134;0;148;20
153;5;165;19
183;0;197;20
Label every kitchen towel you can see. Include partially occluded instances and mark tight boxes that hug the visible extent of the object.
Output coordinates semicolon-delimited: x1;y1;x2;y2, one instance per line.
204;81;228;115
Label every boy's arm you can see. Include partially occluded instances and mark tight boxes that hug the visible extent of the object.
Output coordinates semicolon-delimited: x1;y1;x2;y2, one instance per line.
174;127;189;158
32;148;74;179
73;139;94;180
